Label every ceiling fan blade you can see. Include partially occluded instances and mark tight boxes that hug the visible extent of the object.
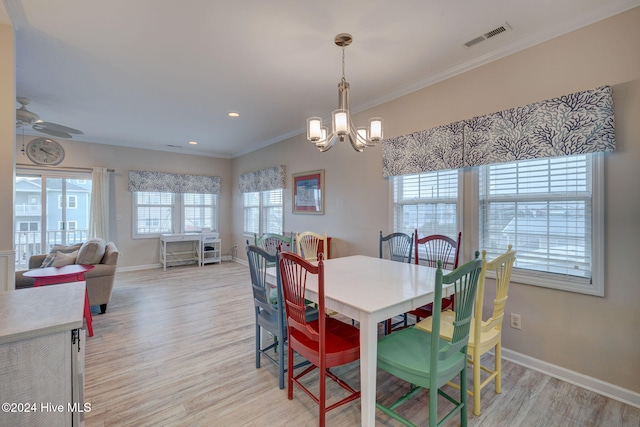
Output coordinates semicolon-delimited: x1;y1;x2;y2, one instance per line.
31;125;73;139
34;121;84;135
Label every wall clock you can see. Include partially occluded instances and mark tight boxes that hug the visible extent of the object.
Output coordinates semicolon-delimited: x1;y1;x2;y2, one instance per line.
26;137;65;166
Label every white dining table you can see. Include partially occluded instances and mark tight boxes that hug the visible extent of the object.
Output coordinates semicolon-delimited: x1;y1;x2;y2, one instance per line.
266;254;451;427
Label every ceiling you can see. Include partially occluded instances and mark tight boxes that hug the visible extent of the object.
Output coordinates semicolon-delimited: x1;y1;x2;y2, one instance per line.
4;0;639;158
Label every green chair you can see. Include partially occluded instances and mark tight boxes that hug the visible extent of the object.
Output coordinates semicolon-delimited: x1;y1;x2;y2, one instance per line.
376;252;483;427
254;232;294;255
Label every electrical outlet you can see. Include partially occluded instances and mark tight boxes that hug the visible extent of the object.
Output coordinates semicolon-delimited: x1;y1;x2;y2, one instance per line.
510;313;522;329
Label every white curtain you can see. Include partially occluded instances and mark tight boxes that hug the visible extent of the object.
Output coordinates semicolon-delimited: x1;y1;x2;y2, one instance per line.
89;167;109;240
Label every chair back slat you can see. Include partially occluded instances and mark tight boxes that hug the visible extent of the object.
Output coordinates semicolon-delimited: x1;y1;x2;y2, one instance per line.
379;231;413;263
295;231;327;262
255;232;293;255
477;245;516;335
279;251;323;342
434;252;483;361
247;245;281;311
414;230;461;270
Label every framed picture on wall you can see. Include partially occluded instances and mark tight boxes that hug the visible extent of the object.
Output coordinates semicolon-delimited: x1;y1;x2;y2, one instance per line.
292;170;324;214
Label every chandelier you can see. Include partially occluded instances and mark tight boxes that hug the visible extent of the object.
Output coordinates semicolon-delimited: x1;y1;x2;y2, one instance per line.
306;33;383;152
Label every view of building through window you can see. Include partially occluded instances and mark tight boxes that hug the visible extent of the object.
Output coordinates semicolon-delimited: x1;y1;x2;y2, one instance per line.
15;174;92;270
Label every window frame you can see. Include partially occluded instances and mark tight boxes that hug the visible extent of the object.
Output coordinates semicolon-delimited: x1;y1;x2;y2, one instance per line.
390;153;604;296
392;169;463;241
476;154;604;296
132;192;218;239
243;188;283;237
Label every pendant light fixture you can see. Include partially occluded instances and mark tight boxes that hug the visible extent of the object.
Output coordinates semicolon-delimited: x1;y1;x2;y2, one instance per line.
306;33;383;152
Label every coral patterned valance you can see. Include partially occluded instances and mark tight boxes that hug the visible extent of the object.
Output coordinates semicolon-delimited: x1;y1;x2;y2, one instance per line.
382;86;615;177
239;165;285;193
128;170;221;194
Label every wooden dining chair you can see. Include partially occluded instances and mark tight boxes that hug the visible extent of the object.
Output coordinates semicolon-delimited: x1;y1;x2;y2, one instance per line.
254;232;293;255
408;230;462;321
379;231;413;263
417;245;516;415
246;245;318;389
295;230;328;262
379;231;413;333
278;251;360;427
376;253;483;427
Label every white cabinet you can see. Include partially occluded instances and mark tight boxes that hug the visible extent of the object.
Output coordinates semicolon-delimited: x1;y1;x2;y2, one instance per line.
198;233;222;266
0;282;86;427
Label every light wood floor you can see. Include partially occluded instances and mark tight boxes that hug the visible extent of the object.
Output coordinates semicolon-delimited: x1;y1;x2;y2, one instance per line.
84;262;640;426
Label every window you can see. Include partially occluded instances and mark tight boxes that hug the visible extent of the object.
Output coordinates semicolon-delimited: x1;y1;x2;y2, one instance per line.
391;153;603;296
243;189;283;236
183;193;217;232
478;153;603;295
15;172;92;270
133;192;218;237
133;192;175;236
18;221;39;232
392;170;459;237
58;221;78;231
58;195;77;209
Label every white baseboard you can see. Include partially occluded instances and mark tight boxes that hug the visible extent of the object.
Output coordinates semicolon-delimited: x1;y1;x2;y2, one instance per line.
116;259;245;273
502;347;640;409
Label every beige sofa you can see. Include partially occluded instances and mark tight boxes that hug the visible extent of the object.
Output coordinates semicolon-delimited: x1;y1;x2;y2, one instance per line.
15;241;119;314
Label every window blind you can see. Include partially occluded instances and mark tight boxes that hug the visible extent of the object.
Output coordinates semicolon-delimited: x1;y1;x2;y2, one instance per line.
479;154;591;279
393;170;458;238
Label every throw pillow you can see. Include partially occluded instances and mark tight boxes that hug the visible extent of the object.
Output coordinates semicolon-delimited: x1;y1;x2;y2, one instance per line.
41;243;83;268
76;238;107;265
51;250;78;267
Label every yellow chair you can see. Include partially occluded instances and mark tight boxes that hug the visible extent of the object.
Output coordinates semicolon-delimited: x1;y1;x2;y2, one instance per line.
416;245;516;416
295;231;327;262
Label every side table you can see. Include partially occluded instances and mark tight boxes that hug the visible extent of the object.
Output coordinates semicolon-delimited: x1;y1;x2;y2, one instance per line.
24;264;96;337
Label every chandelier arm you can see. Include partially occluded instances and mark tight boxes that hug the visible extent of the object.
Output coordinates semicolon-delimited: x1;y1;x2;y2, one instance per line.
317;132;339;152
347;127;365;152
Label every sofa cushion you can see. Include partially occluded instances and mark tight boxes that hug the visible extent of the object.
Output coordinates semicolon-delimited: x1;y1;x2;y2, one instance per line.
51;250;78;267
41;243;83;267
77;239;107;265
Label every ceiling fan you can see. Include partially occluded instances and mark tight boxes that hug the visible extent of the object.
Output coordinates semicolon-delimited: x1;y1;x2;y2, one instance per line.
16;96;84;139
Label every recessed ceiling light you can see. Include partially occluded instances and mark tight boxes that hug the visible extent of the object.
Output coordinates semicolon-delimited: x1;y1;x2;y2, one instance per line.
189;141;198;145
227;112;240;118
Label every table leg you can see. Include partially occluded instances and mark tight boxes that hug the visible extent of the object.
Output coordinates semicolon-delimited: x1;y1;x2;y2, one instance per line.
83;289;94;337
360;312;378;427
33;274;93;337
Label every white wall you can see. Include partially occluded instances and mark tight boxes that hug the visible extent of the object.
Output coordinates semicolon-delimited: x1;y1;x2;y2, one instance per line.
231;9;640;395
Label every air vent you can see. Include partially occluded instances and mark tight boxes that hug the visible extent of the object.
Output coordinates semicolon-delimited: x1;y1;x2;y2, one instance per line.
464;22;512;48
167;144;182;148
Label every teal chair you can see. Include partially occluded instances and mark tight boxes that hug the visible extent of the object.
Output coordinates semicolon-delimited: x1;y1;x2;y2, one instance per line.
376;252;483;426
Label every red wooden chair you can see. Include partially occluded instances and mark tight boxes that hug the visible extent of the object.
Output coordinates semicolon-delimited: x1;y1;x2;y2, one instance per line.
278;251;360;427
408;229;462;321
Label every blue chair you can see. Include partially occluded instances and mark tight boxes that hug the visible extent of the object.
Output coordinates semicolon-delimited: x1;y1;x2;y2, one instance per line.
380;231;413;333
376;252;483;426
246;244;317;389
